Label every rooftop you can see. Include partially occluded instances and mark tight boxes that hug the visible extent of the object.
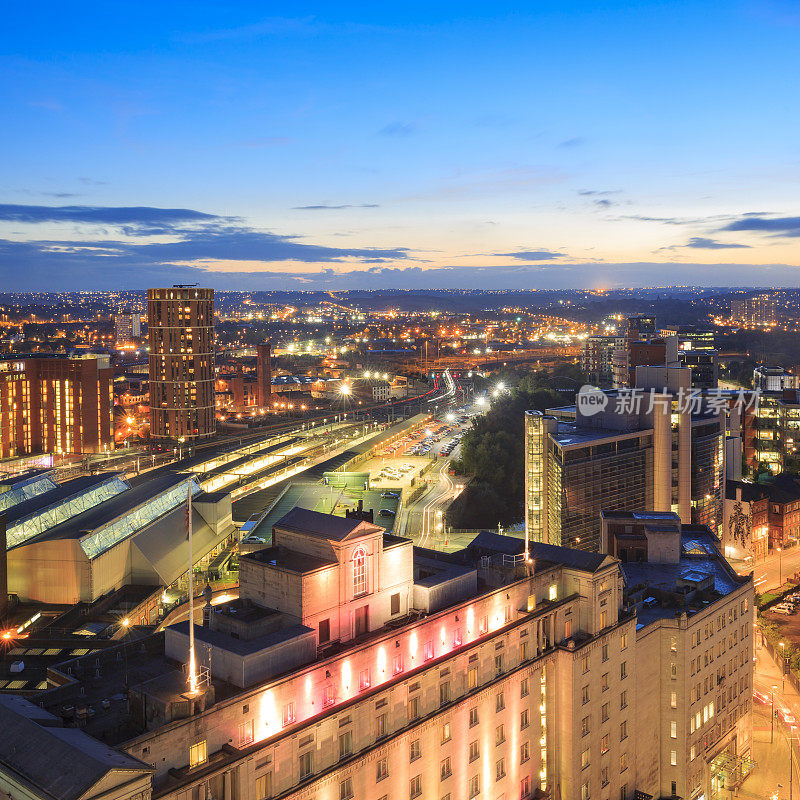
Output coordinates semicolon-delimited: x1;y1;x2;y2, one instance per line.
275;506;383;542
243;545;336;574
0;694;151;800
621;527;748;629
553;422;650;447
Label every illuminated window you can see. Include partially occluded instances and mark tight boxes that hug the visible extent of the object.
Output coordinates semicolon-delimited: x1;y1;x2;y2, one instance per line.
468;666;478;689
353;547;367;596
549;584;557;601
283;702;295;727
189;740;207;768
255;773;272;800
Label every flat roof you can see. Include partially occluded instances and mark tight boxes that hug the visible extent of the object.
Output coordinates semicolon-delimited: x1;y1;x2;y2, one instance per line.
169;619;313;657
244;545;336;574
622;529;747;629
553;423;651;447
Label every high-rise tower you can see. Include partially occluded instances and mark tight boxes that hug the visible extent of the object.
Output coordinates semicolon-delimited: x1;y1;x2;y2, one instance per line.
256;341;271;408
147;287;215;440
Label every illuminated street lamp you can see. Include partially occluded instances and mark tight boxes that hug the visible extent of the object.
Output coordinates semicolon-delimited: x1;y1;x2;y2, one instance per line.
340;384;351;396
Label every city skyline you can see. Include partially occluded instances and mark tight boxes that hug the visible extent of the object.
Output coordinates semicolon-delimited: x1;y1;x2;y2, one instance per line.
2;1;800;290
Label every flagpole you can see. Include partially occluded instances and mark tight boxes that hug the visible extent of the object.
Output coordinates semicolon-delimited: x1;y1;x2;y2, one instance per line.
187;482;197;694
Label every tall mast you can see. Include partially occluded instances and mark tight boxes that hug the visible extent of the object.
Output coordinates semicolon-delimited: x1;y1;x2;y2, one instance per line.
187;482;198;694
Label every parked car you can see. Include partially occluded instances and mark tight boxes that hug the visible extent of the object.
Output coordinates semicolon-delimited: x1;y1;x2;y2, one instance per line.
379;508;396;517
381;491;399;499
774;602;794;614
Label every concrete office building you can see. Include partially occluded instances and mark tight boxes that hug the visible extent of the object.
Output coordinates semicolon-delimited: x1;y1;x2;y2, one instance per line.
612;315;657;388
148;287;215;441
0;507;753;800
753;365;797;393
526;366;726;551
601;511;755;800
0;694;153;800
0;354;114;458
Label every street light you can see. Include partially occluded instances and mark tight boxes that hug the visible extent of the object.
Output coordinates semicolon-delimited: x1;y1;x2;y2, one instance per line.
779;546;784;586
773;685;779;743
781;642;788;691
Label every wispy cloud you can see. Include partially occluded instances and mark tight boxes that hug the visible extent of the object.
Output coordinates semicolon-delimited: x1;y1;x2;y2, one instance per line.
721;214;800;236
0;203;414;290
492;249;565;261
292;204;380;211
685;237;751;249
558;137;586;148
0;203;217;228
378;122;416;138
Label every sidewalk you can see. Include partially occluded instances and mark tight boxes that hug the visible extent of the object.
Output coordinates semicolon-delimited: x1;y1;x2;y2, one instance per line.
739;705;796;799
744;641;800;798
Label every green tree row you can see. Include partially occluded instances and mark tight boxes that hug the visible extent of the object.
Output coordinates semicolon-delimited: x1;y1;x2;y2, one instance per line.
449;363;585;529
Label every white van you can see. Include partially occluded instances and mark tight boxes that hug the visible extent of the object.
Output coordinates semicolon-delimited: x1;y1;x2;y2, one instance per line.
774;602;794;614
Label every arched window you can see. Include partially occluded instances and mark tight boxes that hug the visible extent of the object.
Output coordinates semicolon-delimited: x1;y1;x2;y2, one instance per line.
353;547;367;597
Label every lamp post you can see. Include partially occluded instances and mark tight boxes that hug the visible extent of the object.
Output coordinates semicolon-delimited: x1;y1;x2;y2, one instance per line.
779;546;783;587
773;686;778;743
781;642;788;692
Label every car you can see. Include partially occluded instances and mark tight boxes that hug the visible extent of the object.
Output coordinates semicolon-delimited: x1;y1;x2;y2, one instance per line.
241;535;266;544
774;603;794;614
777;707;799;730
381;491;399;499
752;690;770;705
379;508;396;517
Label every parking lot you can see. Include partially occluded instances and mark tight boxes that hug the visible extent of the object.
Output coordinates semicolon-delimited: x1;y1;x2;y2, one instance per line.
762;590;800;643
359;455;431;489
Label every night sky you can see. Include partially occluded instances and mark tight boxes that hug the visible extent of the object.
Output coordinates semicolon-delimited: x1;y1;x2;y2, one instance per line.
2;1;799;290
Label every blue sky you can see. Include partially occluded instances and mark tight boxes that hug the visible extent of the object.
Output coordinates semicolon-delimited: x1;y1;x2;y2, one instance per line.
1;1;799;290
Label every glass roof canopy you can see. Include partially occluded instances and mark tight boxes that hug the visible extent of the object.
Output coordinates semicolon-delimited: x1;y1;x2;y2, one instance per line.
6;476;129;550
80;478;202;559
0;474;59;514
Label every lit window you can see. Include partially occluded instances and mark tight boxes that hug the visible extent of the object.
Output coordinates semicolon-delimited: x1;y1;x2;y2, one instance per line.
189;740;207;768
353;547;367;596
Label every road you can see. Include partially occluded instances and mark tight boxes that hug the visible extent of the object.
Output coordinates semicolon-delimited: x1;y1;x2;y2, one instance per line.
749;636;800;799
739;547;800;594
395;459;464;544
